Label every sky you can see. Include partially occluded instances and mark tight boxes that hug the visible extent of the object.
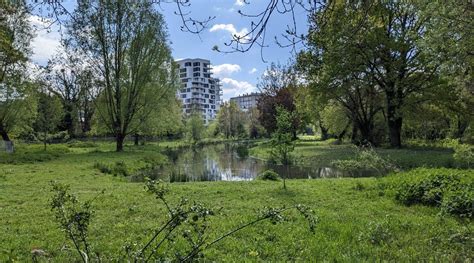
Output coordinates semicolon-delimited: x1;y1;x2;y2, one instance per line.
29;0;309;101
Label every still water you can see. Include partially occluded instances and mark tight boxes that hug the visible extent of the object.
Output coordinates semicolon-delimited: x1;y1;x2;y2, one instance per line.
135;143;373;182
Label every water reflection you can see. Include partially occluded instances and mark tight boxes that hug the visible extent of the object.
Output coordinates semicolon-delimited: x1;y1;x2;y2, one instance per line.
138;143;375;183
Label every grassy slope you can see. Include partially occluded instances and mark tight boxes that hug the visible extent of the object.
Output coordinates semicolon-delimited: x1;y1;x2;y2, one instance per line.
0;142;472;261
250;139;455;169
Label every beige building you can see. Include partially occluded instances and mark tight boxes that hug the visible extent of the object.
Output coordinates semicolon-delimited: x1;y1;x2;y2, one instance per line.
230;93;262;111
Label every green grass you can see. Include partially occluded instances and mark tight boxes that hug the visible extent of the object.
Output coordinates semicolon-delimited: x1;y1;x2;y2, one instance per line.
250;139;455;169
0;142;472;261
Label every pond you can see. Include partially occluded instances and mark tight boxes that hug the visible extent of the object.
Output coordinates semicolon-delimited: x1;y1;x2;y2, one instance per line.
133;143;377;182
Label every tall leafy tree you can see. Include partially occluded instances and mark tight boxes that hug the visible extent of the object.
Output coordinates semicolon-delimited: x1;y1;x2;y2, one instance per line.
301;1;441;147
45;43;99;137
217;101;246;138
257;63;301;138
69;0;176;151
0;1;35;145
34;91;62;150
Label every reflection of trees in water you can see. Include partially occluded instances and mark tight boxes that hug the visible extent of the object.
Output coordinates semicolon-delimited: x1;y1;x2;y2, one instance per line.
166;144;359;182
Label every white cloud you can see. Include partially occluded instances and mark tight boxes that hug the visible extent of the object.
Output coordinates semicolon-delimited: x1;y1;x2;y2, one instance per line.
29;15;61;65
220;77;256;100
209;24;248;39
211;63;241;78
234;0;246;6
248;68;258;74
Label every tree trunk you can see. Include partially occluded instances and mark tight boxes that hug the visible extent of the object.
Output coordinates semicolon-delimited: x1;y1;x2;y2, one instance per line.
319;123;329;141
453;119;468;139
0;127;10;142
351;120;358;144
386;88;403;148
134;133;139;146
387;103;403;148
116;134;125;152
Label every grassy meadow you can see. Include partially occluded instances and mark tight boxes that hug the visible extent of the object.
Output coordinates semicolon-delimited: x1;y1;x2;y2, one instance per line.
0;140;472;261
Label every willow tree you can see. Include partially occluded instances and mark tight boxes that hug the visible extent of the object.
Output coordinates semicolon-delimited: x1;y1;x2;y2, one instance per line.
0;1;35;148
69;0;176;151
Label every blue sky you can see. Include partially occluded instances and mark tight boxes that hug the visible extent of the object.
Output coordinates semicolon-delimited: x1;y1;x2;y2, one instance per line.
30;0;308;100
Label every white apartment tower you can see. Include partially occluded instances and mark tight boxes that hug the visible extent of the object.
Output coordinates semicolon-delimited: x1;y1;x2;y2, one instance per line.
176;58;222;124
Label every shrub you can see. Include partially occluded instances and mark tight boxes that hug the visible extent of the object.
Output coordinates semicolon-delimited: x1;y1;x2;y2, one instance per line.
453;143;474;168
332;147;394;174
93;162;112;174
393;168;474;218
235;145;249;159
361;220;393;245
257;170;280;181
112;161;129;177
441;185;474;218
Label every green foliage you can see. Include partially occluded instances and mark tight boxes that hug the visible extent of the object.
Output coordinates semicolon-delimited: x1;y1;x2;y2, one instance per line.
93;162;112;174
50;182;98;262
332;147;395;174
1;145;473;261
270;106;295;166
393;168;474;218
217;101;247;138
111;161;129;177
70;0;176;151
235;144;249;159
48;178;316;262
453;143;474;168
359;219;393;246
34;92;63;149
0;144;69;164
67;141;98;148
93;161;129;177
257;170;280;181
185;112;205;144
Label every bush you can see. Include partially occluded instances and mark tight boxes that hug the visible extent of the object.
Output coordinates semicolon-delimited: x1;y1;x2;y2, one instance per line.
441;185;474;218
453;143;474;168
257;170;280;181
93;162;112;174
393;168;474;218
112;161;129;177
332;147;394;174
359;220;393;245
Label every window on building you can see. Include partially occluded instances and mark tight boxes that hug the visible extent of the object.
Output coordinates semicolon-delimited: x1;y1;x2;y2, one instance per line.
180;73;186;78
193;62;200;66
181;94;186;98
185;62;191;67
193;67;200;72
179;68;186;73
203;74;210;78
193;72;200;77
211;105;215;109
204;94;209;98
186;88;190;92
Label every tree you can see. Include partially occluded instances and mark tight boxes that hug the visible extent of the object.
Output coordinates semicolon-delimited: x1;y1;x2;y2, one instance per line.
45;43;99;137
247;107;265;139
34;92;62;150
0;1;35;148
270;106;295;190
69;0;176;151
300;1;442;147
257;63;301;138
217;101;246;138
186;111;205;145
